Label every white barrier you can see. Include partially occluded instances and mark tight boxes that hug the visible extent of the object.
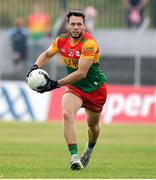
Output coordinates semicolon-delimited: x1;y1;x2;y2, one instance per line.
1;81;156;124
0;81;50;122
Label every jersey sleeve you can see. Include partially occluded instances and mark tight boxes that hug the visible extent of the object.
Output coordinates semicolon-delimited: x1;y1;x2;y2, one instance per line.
80;39;98;60
49;37;59;54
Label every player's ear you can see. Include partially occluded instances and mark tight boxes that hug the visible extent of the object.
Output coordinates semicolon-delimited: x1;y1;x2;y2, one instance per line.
84;25;86;31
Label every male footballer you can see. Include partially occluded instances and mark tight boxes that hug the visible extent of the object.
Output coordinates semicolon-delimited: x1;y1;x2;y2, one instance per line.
26;11;107;171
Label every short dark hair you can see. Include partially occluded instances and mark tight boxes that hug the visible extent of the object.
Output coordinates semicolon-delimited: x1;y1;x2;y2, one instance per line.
66;11;85;23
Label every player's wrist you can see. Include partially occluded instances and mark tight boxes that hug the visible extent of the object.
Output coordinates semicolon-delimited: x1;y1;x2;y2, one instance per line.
34;64;38;68
56;81;61;88
49;79;60;89
26;64;38;77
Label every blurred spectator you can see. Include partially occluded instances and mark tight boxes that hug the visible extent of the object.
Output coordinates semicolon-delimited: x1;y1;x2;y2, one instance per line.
150;0;156;28
51;10;68;69
84;6;97;33
9;17;28;66
123;0;149;28
28;2;51;41
27;2;51;66
52;10;68;38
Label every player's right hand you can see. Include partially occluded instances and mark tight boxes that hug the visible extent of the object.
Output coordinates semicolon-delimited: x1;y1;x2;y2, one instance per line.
26;64;38;77
37;74;60;93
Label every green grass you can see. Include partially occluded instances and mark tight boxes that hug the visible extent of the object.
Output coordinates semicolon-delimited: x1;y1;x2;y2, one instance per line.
0;121;156;178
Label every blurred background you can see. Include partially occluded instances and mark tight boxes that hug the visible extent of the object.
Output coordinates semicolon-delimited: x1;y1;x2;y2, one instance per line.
0;0;156;123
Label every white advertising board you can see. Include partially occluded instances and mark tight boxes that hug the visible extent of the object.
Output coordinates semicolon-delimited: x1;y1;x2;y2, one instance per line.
0;81;50;122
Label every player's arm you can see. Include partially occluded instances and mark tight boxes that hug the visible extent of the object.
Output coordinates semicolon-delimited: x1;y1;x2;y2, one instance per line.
35;37;59;68
32;39;97;93
26;38;59;77
33;59;92;94
35;47;57;68
58;59;92;86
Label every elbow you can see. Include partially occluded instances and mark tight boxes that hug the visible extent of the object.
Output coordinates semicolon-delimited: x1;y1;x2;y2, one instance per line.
43;50;52;59
78;71;87;80
45;51;51;59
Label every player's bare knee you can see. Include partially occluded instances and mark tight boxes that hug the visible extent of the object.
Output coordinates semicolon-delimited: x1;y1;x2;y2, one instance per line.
62;110;74;122
88;124;100;132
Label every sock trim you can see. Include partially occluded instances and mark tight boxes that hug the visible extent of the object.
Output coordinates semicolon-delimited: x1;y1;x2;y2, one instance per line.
68;144;78;155
88;142;96;149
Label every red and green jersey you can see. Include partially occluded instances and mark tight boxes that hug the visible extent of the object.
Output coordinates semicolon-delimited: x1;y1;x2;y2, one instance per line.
50;31;107;92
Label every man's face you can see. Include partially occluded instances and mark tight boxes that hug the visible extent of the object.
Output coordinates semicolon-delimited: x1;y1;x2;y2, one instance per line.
67;15;85;39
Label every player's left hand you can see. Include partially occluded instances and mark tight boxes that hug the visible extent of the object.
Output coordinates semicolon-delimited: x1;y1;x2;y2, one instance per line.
36;74;60;93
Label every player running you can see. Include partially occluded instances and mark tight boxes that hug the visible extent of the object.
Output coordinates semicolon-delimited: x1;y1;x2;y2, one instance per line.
26;11;107;170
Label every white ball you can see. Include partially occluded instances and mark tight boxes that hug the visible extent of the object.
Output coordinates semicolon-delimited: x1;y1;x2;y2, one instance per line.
26;69;49;91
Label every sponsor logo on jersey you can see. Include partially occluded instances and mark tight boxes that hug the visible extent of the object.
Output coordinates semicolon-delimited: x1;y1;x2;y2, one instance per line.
93;81;98;85
82;46;94;56
60;48;65;53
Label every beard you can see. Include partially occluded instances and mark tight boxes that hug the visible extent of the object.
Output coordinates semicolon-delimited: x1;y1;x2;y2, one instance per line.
70;31;83;40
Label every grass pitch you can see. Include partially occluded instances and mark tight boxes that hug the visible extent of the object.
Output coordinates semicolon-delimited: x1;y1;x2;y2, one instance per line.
0;121;156;179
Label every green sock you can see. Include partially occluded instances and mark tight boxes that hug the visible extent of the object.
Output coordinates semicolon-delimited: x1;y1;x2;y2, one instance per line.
68;144;78;155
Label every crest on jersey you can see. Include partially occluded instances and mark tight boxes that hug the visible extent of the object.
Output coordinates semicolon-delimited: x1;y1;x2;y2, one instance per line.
76;51;80;57
60;48;65;53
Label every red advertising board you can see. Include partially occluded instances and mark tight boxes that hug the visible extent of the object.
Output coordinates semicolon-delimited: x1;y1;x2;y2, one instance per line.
48;85;156;124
